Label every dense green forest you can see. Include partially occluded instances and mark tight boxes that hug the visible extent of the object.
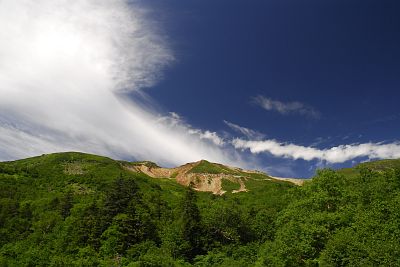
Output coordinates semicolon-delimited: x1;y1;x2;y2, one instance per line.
1;152;400;266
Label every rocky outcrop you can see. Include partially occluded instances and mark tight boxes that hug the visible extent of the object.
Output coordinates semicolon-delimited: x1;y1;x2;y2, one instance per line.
124;160;247;195
125;160;303;194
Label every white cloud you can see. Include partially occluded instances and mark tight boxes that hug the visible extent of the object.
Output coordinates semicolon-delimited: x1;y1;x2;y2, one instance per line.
253;95;321;119
0;0;246;168
233;138;400;164
223;120;265;140
160;113;225;146
189;130;225;146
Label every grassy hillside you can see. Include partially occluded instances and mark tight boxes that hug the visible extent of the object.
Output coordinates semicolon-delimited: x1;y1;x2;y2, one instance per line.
188;160;239;175
1;153;400;266
339;158;400;178
127;158;289;195
0;152;294;266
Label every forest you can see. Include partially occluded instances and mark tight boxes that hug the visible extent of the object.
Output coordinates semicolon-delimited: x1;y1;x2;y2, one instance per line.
1;152;400;266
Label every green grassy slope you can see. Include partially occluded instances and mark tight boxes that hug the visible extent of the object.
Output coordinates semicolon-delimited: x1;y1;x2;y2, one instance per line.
3;152;399;266
338;158;400;178
0;152;294;266
188;160;240;175
185;160;290;193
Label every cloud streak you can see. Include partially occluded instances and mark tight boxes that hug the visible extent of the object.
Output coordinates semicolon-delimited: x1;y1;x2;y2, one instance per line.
0;0;246;168
224;120;265;140
233;138;400;164
160;113;225;146
253;95;321;119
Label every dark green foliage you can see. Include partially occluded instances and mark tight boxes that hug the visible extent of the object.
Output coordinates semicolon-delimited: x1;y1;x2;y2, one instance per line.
2;152;400;266
180;187;203;261
103;175;140;218
258;166;400;266
75;200;103;249
60;190;74;219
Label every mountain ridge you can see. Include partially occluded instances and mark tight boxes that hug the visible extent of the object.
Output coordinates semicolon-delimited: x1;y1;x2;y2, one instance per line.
122;158;304;195
2;152;400;265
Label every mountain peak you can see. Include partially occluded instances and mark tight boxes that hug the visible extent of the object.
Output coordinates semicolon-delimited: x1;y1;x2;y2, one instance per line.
125;158;301;195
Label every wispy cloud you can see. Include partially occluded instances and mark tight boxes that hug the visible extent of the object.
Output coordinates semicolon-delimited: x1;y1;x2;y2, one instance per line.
0;0;246;168
233;138;400;164
253;95;321;119
161;113;225;146
223;120;265;140
189;130;225;146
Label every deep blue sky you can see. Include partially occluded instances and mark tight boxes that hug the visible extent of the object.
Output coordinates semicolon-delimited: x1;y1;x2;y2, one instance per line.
139;0;400;177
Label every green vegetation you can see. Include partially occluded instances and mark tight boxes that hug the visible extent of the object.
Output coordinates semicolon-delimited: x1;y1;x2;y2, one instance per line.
258;166;400;266
221;178;241;192
339;158;400;178
1;152;400;266
189;160;238;175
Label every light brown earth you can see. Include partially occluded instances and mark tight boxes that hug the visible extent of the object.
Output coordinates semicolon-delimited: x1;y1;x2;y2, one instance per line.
124;160;304;195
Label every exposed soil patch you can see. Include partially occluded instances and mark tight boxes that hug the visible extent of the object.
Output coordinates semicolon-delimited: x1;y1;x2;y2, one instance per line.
125;160;303;194
124;161;247;195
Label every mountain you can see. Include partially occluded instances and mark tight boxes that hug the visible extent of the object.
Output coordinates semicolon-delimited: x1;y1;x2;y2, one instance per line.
123;159;304;195
1;152;400;266
0;152;295;266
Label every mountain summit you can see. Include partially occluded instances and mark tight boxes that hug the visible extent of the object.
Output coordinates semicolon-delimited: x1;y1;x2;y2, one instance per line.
123;159;302;195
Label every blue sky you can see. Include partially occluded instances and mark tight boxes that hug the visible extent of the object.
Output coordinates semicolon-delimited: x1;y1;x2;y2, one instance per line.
142;0;400;176
0;0;399;178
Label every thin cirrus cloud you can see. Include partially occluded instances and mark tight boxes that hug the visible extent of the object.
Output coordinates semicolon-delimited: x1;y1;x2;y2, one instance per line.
253;95;321;119
223;120;265;140
233;138;400;164
0;0;247;168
